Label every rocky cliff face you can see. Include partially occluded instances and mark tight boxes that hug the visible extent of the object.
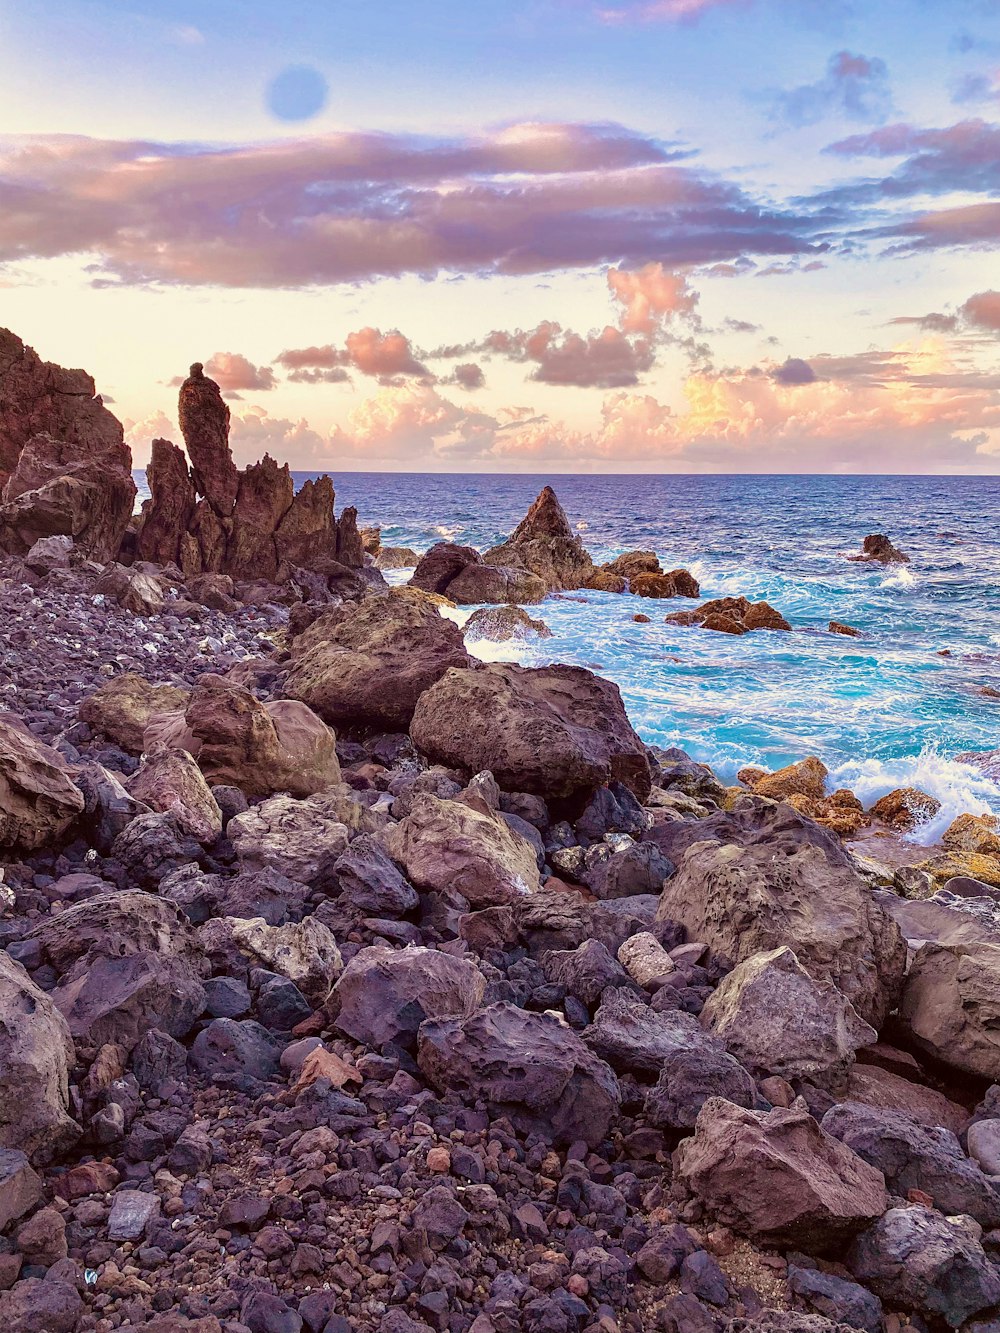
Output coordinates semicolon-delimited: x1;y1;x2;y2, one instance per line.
0;329;136;561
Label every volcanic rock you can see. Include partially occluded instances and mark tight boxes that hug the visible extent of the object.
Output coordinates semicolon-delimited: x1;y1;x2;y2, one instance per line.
0;714;84;851
0;954;78;1163
849;534;909;565
79;671;190;755
483;486;595;591
331;944;485;1046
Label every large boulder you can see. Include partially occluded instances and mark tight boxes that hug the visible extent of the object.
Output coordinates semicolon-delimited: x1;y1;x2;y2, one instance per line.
446;563;548;605
203;916;342;1003
385;793;541;907
0;954;78;1163
79;673;190;755
656;827;905;1028
285;589;471;729
675;1098;888;1252
126;745;223;843
483;486;595;591
899;940;1000;1079
410;542;482;595
700;947;876;1093
0;715;84;851
227;788;371;884
418;1002;620;1147
151;673;341;799
331;945;485;1047
411;662;652;803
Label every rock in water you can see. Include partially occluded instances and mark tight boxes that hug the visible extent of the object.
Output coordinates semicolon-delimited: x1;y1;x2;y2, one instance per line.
484;485;596;590
0;329;136;559
410;662;652;802
848;534;909;564
178;362;238;516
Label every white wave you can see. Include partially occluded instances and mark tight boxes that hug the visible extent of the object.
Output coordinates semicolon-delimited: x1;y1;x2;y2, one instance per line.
432;522;463;540
576;520;589;531
829;746;1000;846
465;636;534;665
879;566;918;592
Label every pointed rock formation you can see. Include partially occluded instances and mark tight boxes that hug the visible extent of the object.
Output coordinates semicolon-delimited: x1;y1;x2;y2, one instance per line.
484;485;595;590
178;362;238;517
135;439;197;567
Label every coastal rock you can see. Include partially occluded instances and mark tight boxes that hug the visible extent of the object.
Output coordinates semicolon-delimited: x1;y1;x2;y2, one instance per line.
79;672;189;755
331;945;485;1046
843;1064;969;1136
822;1101;1000;1226
446;561;547;605
675;1098;888;1252
848;1207;1000;1327
226;453;294;580
656;825;906;1027
94;562;166;615
666;595;791;633
135;438;198;567
127;745;223;843
285;589;471;729
700;947;877;1092
0;714;85;851
870;786;941;830
385;793;541;907
830;620;861;637
376;544;420;569
483;486;595;591
410;542;482;594
418;1001;620;1146
899;940;1000;1079
541;939;632;1006
464;604;552;642
749;756;828;802
631;569;700;599
178;363;238;515
601;550;660;583
275;475;339;570
227;789;365;883
849;534;909;565
410;662;652;802
0;954;78;1163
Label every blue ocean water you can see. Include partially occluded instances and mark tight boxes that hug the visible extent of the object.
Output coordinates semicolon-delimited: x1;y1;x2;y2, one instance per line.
135;471;1000;836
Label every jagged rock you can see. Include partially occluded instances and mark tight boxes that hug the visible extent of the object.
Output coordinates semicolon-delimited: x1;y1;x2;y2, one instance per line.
332;835;419;916
79;672;190;755
376;545;420;569
843;1063;968;1136
285;589;471;729
822;1101;1000;1226
385;793;541;907
0;714;84;851
331;945;485;1047
617;931;675;986
541;939;632;1006
162;864;309;925
0;1149;42;1230
848;534;909;565
848;1207;1000;1327
274;475;337;571
136;438;198;566
409;542;482;594
749;756;828;802
870;786;940;830
335;504;365;568
675;1098;888;1252
411;662;652;802
900;940;1000;1079
127;745;223;843
178;363;238;515
700;947;876;1093
786;1267;882;1333
656;823;905;1028
110;811;205;887
418;1002;620;1146
483;486;595;590
203;916;342;1002
227;788;370;883
464;604;552;642
189;1018;283;1089
602;550;660;583
0;954;78;1163
227;453;294;580
24;532;74;574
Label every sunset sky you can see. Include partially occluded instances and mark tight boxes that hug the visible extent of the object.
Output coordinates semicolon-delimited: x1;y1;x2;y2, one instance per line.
2;0;1000;472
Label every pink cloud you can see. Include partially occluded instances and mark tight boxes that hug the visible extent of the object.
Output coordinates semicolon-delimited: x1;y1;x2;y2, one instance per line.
204;351;276;391
276;328;429;384
607;262;698;334
596;0;745;23
961;289;1000;331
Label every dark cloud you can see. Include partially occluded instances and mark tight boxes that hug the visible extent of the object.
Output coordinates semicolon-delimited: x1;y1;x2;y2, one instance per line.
766;51;893;129
772;357;817;384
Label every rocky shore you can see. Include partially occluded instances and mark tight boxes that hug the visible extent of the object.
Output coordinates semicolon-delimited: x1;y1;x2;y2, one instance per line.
3;332;1000;1333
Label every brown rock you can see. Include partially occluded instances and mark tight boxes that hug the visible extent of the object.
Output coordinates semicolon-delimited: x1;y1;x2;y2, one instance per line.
484;485;595;590
178;363;237;515
900;940;1000;1080
274;475;337;570
849;533;909;564
702;613;746;634
127;745;223;843
136;438;197;566
0;715;84;851
79;673;189;755
447;562;548;604
587;570;628;593
603;550;661;582
830;620;861;637
410;542;483;595
744;601;792;631
335;504;365;568
632;570;701;599
227;454;294;580
870;787;941;831
752;756;829;802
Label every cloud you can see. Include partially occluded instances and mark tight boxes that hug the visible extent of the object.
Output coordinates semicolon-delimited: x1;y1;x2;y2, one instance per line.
228;407;328;468
607;262;698;333
890;289;1000;335
444;362;486;390
766;51;893;130
204;352;276;391
772;357;817;384
595;0;745;23
276;328;429;384
823;118;1000;197
962;288;1000;330
0;123;823;288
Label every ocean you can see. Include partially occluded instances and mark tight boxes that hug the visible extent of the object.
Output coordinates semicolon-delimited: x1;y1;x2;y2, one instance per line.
135;470;1000;840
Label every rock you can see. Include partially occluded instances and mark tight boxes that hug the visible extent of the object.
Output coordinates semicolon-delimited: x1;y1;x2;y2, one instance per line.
136;437;198;566
418;1002;620;1146
631;570;700;599
0;1276;82;1333
464;605;552;642
0;714;84;851
542;940;631;1006
447;562;548;605
617;932;676;986
376;545;420;569
843;1064;968;1136
228;788;365;883
332;944;485;1046
207;916;342;1002
0;1150;42;1230
332;835;419;916
111;810;204;887
786;1267;882;1333
870;786;941;829
675;1098;888;1252
410;542;482;594
849;1206;1000;1327
79;672;189;755
848;534;909;565
127;744;223;843
158;673;341;799
483;486;595;590
385;793;541;907
163;864;309;926
700;947;876;1092
16;1205;67;1266
189;1017;283;1087
94;562;166;614
970;1119;1000;1175
900;939;1000;1078
602;550;661;583
586;840;671;899
24;533;73;574
0;954;78;1162
667;595;791;633
749;757;828;802
411;662;652;802
285;589;471;729
178;363;238;516
107;1188;161;1241
829;621;861;637
656;825;905;1028
822;1101;1000;1226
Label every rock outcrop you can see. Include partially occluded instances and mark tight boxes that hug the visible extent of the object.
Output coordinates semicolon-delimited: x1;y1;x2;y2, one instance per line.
0;715;84;851
849;534;909;565
484;486;595;591
665;595;792;633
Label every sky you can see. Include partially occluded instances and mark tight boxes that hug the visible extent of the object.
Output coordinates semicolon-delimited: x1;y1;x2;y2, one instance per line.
2;0;1000;473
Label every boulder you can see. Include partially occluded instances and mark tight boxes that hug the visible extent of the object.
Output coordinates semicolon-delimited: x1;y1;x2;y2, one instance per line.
332;835;419;917
79;672;190;755
464;604;552;642
675;1098;888;1252
848;534;909;565
0;1277;82;1333
870;786;940;831
446;562;548;605
842;1064;969;1137
849;1207;1000;1327
205;916;342;1003
899;940;1000;1079
94;562;166;614
162;865;309;926
617;932;676;987
127;745;223;843
410;542;482;594
750;757;828;802
656;827;906;1028
822;1101;1000;1226
631;570;700;599
227;788;368;884
331;945;485;1046
700;947;876;1093
483;486;595;591
285;589;471;729
601;550;661;583
541;940;632;1006
411;662;652;802
376;545;420;570
189;1018;283;1089
385;793;541;907
0;715;85;851
418;1001;620;1146
0;954;78;1163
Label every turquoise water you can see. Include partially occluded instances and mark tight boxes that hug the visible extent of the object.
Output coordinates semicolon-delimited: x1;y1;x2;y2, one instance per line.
135;471;1000;836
